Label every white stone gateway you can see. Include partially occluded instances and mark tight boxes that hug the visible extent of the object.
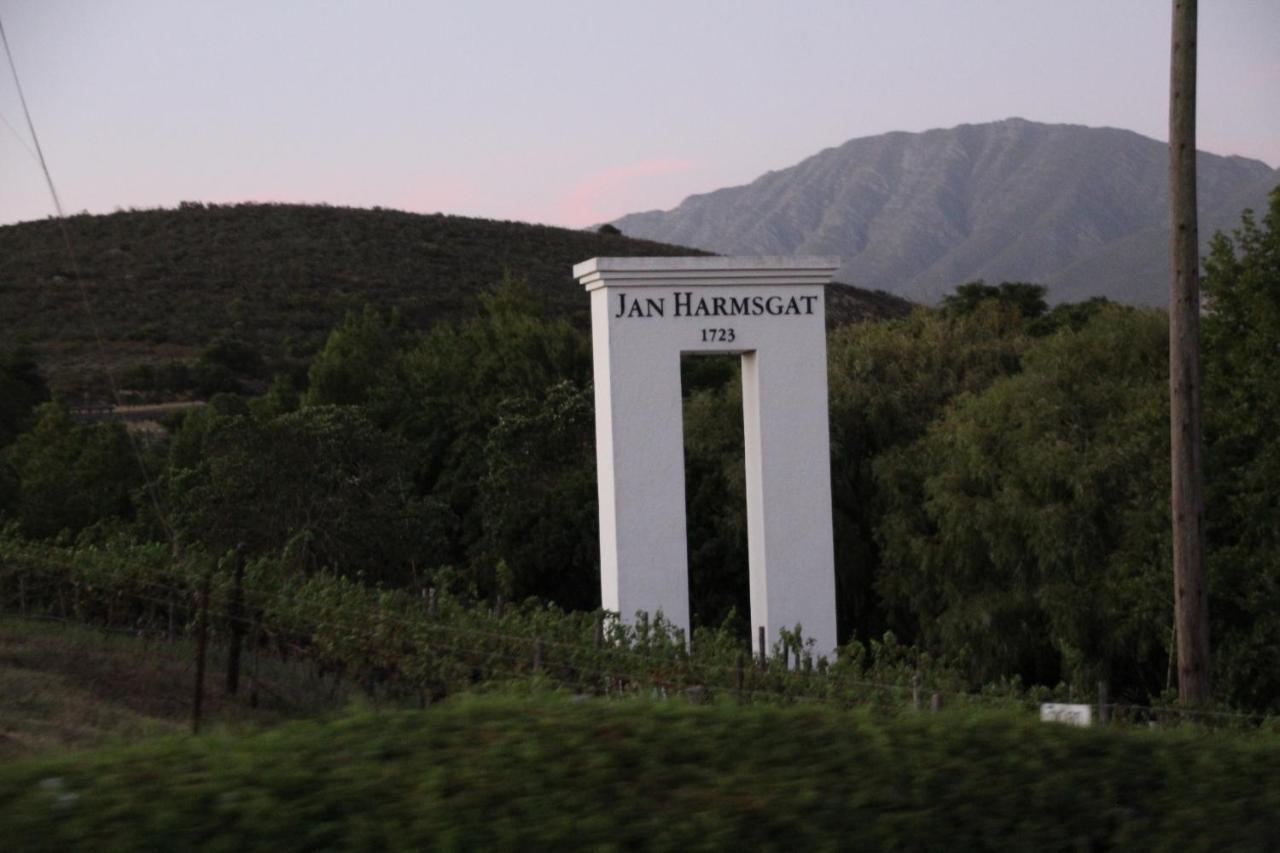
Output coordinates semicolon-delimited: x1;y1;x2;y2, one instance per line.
573;256;841;659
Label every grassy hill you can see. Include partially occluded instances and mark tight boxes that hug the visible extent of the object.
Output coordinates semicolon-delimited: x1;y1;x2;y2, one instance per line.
0;203;912;398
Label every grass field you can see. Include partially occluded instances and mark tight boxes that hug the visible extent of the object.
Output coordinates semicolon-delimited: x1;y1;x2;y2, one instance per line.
0;617;184;757
0;616;354;759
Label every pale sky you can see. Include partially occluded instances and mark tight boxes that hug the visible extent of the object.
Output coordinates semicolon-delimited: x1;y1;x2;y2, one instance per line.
1;0;1276;229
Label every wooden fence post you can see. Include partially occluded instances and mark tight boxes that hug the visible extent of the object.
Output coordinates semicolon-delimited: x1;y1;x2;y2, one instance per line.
192;570;212;734
169;544;181;640
225;546;247;695
930;692;942;713
248;614;261;709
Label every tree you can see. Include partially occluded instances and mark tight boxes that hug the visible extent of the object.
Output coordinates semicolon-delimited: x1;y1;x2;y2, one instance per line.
1;402;140;539
304;306;407;410
940;281;1048;322
385;275;592;570
876;307;1172;690
1168;0;1210;704
249;373;302;421
0;350;49;448
192;335;265;396
1026;297;1114;337
825;302;1028;643
1202;188;1280;709
478;380;598;608
168;405;443;582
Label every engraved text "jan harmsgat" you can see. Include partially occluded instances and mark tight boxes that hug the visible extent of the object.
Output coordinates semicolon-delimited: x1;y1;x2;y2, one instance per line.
614;291;819;319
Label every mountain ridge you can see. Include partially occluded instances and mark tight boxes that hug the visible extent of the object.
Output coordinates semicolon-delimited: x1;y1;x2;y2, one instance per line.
612;118;1279;305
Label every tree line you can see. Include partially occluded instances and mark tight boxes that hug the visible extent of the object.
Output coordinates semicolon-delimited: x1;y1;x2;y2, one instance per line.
2;190;1277;712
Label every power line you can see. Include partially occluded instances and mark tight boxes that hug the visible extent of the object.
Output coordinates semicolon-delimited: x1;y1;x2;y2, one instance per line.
0;11;176;547
0;14;63;217
0;108;38;161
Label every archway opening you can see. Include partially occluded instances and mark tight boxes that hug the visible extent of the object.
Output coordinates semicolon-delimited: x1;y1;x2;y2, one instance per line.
680;352;749;640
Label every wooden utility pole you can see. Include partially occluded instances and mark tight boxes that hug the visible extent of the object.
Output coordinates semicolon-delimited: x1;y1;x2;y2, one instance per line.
1168;0;1211;705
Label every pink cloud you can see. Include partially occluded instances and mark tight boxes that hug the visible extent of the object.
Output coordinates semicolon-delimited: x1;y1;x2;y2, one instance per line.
555;159;696;228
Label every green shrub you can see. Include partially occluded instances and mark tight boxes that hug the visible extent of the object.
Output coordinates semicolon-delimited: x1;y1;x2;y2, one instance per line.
1;696;1277;851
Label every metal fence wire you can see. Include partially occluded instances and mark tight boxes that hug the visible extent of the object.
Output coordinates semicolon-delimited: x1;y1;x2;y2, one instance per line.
1;545;1274;734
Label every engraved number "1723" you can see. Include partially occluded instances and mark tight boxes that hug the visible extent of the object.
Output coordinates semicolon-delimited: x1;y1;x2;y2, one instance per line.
701;328;736;343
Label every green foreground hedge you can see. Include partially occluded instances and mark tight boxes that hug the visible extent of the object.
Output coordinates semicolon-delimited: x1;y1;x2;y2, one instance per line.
2;696;1278;852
